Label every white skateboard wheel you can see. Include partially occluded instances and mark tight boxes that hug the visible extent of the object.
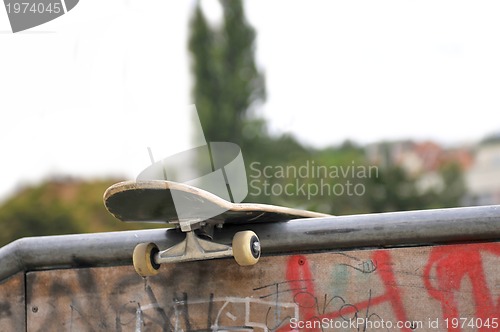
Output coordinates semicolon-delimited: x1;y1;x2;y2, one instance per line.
133;242;160;277
232;231;260;266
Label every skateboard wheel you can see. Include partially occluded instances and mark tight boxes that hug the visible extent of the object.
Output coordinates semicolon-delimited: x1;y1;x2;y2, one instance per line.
232;231;260;266
133;242;160;277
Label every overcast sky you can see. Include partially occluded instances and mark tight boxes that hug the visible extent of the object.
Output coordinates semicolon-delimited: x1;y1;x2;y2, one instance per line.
1;0;500;200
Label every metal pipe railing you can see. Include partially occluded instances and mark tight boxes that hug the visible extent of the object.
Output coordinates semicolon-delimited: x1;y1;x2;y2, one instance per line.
1;205;499;283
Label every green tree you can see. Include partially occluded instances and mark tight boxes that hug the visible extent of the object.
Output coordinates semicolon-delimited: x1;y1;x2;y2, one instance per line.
0;179;163;246
439;162;466;207
188;0;266;145
367;165;423;212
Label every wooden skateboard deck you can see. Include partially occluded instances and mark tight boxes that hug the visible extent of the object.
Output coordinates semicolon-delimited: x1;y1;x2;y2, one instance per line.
104;180;329;226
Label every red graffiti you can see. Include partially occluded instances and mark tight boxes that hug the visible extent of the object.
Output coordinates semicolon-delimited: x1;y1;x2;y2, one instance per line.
285;255;317;322
277;243;500;331
278;251;411;332
424;243;500;332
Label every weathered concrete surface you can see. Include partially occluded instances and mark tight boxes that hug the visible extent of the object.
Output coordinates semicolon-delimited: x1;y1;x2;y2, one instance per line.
0;273;25;330
18;242;500;331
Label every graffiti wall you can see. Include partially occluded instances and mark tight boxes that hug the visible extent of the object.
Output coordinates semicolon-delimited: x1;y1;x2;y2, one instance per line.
0;273;25;331
0;242;499;331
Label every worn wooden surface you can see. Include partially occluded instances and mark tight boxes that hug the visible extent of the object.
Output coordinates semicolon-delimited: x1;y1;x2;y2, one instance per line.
0;273;25;331
11;242;496;331
0;242;498;331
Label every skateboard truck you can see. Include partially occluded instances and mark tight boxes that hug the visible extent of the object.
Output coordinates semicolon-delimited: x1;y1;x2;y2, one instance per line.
132;224;261;277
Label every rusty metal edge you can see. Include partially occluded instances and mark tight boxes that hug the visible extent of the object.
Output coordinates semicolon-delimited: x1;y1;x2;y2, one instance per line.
1;205;500;283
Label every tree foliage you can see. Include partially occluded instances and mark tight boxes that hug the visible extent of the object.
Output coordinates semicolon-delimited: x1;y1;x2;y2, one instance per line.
188;0;265;145
0;179;163;247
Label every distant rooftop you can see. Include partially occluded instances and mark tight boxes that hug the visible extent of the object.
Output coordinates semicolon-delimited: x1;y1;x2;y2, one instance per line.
480;132;500;145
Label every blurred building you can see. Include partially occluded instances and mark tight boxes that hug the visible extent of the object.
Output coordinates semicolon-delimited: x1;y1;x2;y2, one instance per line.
366;140;474;199
367;141;471;172
366;137;500;206
465;137;500;205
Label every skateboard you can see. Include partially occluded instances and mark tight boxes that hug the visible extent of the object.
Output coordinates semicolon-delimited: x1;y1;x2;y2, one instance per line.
104;180;329;277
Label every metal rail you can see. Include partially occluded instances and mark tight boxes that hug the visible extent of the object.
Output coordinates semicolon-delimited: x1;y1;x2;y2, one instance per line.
1;205;499;282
